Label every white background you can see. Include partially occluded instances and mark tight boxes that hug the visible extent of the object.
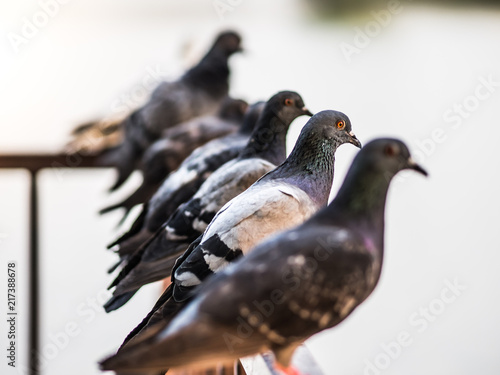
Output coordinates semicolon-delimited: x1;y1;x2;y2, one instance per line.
0;1;499;374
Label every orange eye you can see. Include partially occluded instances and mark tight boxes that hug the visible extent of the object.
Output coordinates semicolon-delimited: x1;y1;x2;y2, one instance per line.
336;120;345;129
384;144;399;157
284;98;293;106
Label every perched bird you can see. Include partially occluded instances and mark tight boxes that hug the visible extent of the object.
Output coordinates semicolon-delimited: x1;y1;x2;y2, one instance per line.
100;138;427;374
107;101;265;260
65;118;124;155
104;91;313;312
99;97;248;221
117;109;361;345
98;30;242;191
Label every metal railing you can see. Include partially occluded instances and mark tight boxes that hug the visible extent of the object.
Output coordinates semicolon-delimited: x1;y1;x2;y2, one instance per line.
0;153;105;375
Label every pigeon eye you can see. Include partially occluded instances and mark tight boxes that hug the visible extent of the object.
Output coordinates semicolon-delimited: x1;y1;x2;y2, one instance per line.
284;99;293;106
336;120;345;130
384;144;400;157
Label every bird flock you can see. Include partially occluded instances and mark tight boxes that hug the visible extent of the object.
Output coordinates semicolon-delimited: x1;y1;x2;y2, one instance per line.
69;30;428;375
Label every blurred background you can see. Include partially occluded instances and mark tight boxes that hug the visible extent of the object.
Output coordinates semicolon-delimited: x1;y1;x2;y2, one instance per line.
1;0;499;374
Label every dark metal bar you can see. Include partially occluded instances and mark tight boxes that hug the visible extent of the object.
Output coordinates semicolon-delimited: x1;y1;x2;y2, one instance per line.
0;154;106;171
0;153;111;375
29;170;39;375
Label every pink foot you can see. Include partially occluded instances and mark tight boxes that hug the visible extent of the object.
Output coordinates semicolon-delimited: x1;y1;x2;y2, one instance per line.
275;363;302;375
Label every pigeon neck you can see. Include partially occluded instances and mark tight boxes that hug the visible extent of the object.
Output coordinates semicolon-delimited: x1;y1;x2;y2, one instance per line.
183;51;230;98
270;136;338;208
327;165;392;250
238;110;262;135
238;108;290;166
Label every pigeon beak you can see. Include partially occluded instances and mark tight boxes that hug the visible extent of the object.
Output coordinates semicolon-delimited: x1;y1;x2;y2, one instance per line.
407;157;428;176
302;107;314;117
348;131;362;148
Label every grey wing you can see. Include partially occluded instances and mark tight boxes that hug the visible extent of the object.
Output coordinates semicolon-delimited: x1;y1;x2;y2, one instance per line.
172;183;319;301
195;226;375;347
167;158;276;236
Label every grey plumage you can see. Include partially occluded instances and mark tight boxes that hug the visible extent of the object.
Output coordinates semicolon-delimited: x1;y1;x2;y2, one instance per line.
99;97;248;221
106;101;264;258
100;138;427;373
115;110;361;342
99;31;242;191
104;91;312;312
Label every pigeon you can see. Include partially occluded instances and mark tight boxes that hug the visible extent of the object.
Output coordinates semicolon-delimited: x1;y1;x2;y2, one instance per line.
103;91;313;312
116;109;361;345
106;101;264;260
65;118;124;155
99;97;248;221
100;138;427;374
98;30;242;191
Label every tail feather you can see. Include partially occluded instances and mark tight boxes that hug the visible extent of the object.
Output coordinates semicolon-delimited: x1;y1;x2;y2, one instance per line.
107;258;123;274
99;141;142;192
107;203;148;249
111;226;192;294
109;226;165;289
101;314;261;372
66;118;124;155
120;284;174;349
99;182;158;223
103;291;137;313
71;120;100;135
116;229;154;259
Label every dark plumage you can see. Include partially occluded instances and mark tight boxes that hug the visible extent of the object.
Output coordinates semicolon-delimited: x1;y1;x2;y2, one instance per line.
115;110;361;342
65;118;123;155
99;97;248;221
100;138;427;374
107;101;264;259
98;31;242;191
104;91;313;312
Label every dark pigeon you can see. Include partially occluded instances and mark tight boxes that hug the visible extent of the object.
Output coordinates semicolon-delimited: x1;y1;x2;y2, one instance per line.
117;110;361;344
99;97;248;222
100;138;427;374
98;31;242;191
65;118;123;156
106;101;264;260
104;91;313;312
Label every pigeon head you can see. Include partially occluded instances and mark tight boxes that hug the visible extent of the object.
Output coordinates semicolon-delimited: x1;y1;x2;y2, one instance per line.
239;92;311;164
212;31;242;56
268;91;313;124
267;110;360;207
356;138;428;179
328;137;428;223
217;98;248;122
304;110;361;149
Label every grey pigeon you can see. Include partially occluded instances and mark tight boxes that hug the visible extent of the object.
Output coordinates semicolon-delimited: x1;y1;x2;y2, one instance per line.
99;31;242;191
117;109;361;345
106;101;264;260
100;138;427;374
104;91;313;312
99;97;248;221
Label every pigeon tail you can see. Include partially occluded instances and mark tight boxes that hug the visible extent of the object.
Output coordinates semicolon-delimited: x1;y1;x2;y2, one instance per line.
119;284;175;349
99;183;157;225
99;140;143;192
116;229;154;259
107;203;149;249
109;226;172;290
103;291;137;313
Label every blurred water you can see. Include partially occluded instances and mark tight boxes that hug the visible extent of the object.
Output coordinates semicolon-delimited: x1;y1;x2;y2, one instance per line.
1;1;499;374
